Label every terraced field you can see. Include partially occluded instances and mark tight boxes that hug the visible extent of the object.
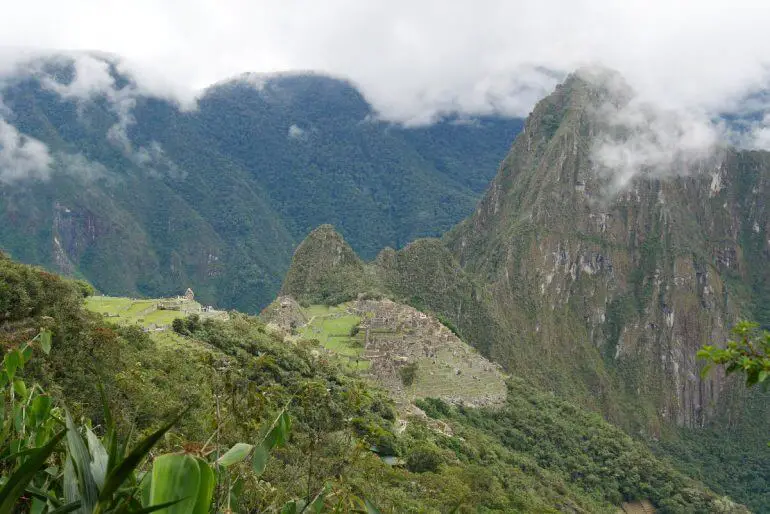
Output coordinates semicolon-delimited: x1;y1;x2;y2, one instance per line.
297;304;369;371
287;300;506;407
85;296;227;331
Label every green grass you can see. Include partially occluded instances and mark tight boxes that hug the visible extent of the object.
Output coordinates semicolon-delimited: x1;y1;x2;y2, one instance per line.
84;296;135;315
84;296;227;345
297;304;369;370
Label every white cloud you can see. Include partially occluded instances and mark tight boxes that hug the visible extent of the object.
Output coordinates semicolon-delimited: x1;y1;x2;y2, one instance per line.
57;152;110;181
0;1;766;124
0;119;53;183
582;69;725;196
0;52;187;179
0;0;769;182
288;124;306;139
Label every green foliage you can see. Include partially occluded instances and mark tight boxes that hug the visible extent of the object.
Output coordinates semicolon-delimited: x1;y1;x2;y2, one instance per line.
414;380;744;513
405;443;443;473
699;321;770;387
398;362;419;387
652;425;770;513
0;251;749;512
147;454;211;514
0;328;302;513
0;68;521;312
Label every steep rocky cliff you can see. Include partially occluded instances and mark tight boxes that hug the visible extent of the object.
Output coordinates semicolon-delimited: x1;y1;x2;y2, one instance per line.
445;71;770;432
282;71;770;438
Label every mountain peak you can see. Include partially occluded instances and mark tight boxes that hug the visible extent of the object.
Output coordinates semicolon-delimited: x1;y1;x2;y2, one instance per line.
280;225;366;304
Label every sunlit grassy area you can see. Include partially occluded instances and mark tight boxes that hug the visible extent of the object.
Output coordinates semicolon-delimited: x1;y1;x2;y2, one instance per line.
85;296;227;344
298;304;369;371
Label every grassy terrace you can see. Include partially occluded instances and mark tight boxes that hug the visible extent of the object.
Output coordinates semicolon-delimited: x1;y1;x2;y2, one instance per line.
297;304;370;371
85;295;227;334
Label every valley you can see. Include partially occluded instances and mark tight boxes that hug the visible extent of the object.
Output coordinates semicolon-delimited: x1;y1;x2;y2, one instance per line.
1;54;769;512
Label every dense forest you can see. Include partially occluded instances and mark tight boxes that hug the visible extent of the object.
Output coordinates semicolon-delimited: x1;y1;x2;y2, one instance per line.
0;54;523;311
0;253;746;512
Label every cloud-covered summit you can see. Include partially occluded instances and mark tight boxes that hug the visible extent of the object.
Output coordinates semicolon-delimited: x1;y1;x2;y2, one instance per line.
2;1;769;127
2;1;770;188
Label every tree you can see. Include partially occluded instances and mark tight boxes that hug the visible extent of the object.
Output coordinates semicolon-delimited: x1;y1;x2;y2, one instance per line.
698;321;770;388
399;362;419;387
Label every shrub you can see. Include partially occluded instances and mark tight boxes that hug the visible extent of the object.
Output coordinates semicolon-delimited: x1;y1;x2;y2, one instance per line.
399;362;419;386
406;444;443;473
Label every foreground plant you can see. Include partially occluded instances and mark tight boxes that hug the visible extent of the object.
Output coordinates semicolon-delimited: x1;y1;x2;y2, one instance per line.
0;330;296;513
699;320;770;388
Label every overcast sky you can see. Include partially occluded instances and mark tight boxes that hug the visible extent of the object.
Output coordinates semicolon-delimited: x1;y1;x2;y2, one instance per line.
1;0;769;124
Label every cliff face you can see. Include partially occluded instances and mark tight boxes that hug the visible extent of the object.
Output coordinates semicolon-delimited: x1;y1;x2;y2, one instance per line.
282;72;770;434
446;72;770;430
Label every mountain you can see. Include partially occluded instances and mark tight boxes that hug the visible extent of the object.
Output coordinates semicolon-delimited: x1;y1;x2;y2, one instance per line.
0;54;523;311
280;71;770;510
0;251;748;512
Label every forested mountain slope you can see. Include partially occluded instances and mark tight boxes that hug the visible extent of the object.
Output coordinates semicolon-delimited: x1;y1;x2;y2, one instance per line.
281;71;770;511
0;252;746;512
0;53;522;311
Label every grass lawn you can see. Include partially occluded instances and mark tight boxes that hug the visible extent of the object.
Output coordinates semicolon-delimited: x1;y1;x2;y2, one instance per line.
84;295;221;332
298;305;370;371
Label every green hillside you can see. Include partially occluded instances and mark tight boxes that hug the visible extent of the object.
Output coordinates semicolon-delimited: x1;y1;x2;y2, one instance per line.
0;252;746;512
278;71;770;511
0;54;523;312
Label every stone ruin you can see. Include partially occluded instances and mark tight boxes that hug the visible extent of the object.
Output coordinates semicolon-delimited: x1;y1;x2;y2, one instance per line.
350;299;506;409
259;296;308;333
184;288;195;301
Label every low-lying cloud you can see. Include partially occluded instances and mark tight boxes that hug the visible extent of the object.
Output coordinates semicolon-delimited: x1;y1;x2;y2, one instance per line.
0;119;52;183
0;52;187;182
1;1;770;190
583;70;726;197
1;1;769;126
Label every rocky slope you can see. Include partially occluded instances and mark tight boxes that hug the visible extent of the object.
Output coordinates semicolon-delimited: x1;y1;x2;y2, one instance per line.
445;71;770;431
279;71;770;510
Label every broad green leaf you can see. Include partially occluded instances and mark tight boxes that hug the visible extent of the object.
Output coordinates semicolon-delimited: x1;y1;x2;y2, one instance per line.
86;427;109;490
148;454;200;514
39;330;52;355
96;409;187;511
30;395;52;427
13;404;23;433
227;477;243;510
192;457;214;514
63;457;79;510
0;429;66;514
21;346;33;364
30;497;46;514
251;443;270;476
139;472;151;508
280;500;301;514
216;442;253;467
12;379;26;398
4;350;21;381
65;412;99;514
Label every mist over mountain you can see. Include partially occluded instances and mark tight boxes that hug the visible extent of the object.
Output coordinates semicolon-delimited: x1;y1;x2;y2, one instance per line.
282;70;770;510
0;53;523;310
